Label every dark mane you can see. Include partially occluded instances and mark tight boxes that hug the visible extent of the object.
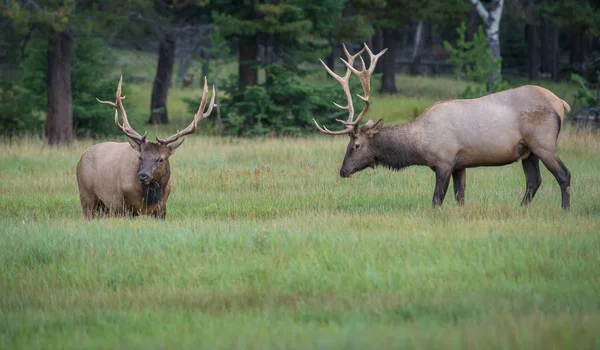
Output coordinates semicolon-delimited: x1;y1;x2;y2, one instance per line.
373;125;425;171
142;183;164;205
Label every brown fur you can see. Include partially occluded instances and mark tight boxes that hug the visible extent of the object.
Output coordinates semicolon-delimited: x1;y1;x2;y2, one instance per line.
77;75;215;219
336;85;572;210
76;140;183;219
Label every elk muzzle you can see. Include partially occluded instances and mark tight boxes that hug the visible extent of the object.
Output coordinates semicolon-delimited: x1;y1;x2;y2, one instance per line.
137;172;150;183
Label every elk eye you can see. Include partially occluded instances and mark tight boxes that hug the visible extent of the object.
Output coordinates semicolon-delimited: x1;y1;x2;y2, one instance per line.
354;143;361;150
158;158;164;163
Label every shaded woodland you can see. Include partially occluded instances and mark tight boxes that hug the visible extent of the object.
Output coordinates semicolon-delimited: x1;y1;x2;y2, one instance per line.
0;0;599;144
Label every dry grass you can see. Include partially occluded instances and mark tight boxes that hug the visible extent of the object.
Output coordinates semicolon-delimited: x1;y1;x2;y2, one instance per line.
1;125;599;349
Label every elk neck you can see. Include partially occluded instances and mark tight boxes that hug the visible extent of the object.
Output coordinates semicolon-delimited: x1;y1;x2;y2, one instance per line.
372;121;426;171
140;165;170;206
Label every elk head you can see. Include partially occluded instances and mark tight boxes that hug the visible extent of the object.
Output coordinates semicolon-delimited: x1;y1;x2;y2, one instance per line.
313;43;387;178
97;75;216;185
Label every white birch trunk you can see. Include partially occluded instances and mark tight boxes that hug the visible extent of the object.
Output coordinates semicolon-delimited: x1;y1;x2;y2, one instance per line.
470;0;504;88
411;20;424;61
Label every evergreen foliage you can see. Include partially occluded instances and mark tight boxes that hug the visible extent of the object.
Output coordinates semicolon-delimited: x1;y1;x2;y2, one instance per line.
186;64;363;137
444;23;509;98
0;38;117;138
571;73;598;110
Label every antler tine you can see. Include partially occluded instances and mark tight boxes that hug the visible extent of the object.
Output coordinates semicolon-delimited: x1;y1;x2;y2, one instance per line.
156;76;216;145
363;43;388;74
314;44;368;135
347;43;388;126
97;75;146;143
312;119;356;135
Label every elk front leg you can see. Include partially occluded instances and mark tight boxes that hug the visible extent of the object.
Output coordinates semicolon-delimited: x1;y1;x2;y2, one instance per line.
452;168;466;205
154;207;166;220
432;167;453;207
520;154;542;206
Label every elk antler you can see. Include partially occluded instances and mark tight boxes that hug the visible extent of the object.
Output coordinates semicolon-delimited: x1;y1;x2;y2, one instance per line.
313;43;388;135
97;75;147;144
156;76;216;145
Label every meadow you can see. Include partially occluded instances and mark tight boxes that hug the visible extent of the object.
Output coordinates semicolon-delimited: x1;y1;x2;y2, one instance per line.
1;58;599;348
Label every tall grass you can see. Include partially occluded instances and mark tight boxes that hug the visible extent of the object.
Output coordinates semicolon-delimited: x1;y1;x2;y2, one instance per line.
1;123;599;348
1;54;598;348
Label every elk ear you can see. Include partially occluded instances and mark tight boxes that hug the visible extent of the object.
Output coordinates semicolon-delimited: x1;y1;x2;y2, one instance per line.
167;139;185;154
127;136;145;152
361;119;384;138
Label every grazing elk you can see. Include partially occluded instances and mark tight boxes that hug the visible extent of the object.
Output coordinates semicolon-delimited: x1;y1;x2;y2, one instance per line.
76;75;216;219
314;43;572;210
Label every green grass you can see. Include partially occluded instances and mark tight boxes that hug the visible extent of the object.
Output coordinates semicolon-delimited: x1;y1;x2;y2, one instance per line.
1;52;598;348
1;124;600;348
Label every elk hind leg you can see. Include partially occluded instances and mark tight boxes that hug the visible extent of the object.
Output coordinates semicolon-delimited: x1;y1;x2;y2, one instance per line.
534;149;571;210
520;154;542;206
452;168;466;205
79;189;99;219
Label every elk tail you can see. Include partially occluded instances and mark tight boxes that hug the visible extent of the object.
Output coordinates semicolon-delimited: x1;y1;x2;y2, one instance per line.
553;98;571;140
560;99;571;117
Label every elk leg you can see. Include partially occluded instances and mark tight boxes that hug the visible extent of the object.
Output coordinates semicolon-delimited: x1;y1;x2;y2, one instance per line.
79;192;99;219
535;150;571;210
452;168;466;205
154;207;166;220
93;200;109;218
520;154;542;206
433;167;453;206
80;201;95;219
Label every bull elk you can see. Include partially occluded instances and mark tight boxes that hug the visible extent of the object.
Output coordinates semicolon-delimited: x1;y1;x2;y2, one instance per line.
314;43;572;210
76;75;216;219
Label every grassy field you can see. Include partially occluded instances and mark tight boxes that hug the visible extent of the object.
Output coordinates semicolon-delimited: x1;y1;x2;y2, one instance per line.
1;56;600;348
1;126;600;348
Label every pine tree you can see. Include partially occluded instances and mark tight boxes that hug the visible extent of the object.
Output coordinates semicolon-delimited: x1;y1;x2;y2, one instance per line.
2;0;143;145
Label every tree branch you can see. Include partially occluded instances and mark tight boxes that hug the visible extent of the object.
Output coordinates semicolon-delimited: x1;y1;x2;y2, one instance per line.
25;0;42;10
489;0;504;25
469;0;490;25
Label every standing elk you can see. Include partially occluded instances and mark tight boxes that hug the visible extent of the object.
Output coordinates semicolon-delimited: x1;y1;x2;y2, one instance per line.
76;75;216;219
314;43;572;210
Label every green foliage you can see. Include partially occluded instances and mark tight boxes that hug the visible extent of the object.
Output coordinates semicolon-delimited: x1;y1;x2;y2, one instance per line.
71;38;119;138
0;37;117;138
570;73;598;109
353;0;469;30
537;0;600;37
0;80;44;138
444;23;509;98
213;0;346;73
191;65;363;137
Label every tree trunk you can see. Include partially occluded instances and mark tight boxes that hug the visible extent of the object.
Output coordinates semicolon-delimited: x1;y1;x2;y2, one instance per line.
325;42;336;77
215;83;223;137
380;28;398;94
201;61;209;82
470;0;504;89
149;33;175;125
526;23;540;80
466;7;478;42
372;29;384;74
238;35;258;87
409;20;426;76
540;20;552;76
45;31;73;146
570;25;584;67
551;25;559;82
177;54;192;86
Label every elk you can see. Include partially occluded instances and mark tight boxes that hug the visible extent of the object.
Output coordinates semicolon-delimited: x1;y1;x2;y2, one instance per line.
314;43;572;210
76;75;216;219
